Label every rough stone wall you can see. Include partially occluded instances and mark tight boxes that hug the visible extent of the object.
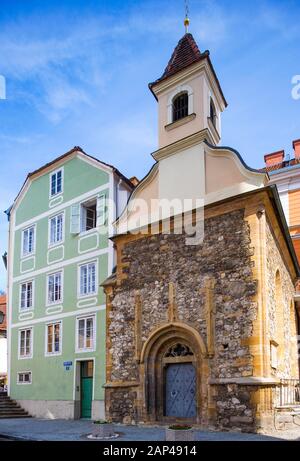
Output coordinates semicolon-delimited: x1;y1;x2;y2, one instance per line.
106;389;137;423
214;384;256;432
266;218;296;379
107;208;259;424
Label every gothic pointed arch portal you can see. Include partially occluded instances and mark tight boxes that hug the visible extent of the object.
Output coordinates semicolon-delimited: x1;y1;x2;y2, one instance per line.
140;323;209;424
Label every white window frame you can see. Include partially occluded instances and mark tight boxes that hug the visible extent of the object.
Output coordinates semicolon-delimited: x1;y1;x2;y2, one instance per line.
45;321;62;357
18;327;33;360
21;224;36;258
79;196;98;234
46;270;63;306
75;315;96;353
48;211;65;247
17;371;32;385
167;84;194;124
77;260;98;298
49;167;64;198
19;279;34;312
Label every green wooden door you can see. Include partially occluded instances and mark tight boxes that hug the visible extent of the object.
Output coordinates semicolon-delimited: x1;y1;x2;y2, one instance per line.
80;361;93;419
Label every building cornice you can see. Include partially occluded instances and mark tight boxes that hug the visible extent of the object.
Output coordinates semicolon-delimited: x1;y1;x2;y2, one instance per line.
151;129;214;162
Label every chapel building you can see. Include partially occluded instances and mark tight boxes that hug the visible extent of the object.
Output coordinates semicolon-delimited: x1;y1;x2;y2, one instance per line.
102;32;300;432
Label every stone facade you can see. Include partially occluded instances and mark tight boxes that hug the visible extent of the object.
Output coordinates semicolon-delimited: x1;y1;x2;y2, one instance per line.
103;190;299;433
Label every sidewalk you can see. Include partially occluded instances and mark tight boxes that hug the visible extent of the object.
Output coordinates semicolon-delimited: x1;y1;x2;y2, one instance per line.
0;418;299;441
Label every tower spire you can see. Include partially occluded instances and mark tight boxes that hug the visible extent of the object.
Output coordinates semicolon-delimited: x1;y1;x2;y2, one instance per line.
184;0;190;33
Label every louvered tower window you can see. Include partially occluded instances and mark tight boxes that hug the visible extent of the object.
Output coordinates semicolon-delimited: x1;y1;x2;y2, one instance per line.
172;92;188;122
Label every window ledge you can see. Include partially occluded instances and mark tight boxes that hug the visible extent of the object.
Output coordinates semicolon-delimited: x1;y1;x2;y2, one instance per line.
48;241;64;249
19;307;34;313
21;252;35;260
79;228;98;237
77;292;98;300
75;348;95;354
165;113;196;131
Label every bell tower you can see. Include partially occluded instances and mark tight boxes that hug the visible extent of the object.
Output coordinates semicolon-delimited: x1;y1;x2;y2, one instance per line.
149;21;227;149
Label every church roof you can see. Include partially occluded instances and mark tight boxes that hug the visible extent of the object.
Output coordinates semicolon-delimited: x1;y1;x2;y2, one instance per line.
149;33;227;107
159;33;204;81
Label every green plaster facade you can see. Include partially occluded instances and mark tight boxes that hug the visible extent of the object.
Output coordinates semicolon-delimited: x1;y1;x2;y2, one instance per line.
8;149;131;419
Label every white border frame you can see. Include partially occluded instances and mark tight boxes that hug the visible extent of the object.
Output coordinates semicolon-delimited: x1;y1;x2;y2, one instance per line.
46;269;64;307
49;167;64;199
44;320;63;357
78;232;99;255
47;244;65;266
18;326;33;360
75;313;96;353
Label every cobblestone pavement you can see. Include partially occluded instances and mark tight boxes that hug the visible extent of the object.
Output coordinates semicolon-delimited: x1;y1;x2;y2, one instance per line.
0;418;299;441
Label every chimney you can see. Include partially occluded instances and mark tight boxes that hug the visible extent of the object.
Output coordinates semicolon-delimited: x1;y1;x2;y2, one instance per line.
129;176;139;187
293;139;300;159
264;150;285;168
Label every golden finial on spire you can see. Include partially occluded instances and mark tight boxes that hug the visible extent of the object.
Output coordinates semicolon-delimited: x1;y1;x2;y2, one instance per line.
184;0;190;33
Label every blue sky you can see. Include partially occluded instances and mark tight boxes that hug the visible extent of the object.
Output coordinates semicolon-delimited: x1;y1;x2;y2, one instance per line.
0;0;300;290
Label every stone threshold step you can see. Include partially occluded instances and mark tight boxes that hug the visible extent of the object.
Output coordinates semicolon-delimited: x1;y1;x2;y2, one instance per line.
0;408;27;415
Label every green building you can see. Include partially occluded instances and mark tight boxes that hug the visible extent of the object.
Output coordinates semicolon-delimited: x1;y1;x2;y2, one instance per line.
6;147;132;419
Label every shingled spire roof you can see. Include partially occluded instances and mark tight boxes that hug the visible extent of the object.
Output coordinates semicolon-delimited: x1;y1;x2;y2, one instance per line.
161;33;204;80
149;33;208;88
149;32;227;107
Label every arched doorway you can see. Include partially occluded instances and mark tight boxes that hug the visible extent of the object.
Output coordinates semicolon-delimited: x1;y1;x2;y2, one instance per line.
163;344;196;418
140;323;207;424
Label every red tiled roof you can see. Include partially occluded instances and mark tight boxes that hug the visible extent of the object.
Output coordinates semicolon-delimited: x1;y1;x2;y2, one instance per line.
260;157;300;173
0;295;6;332
149;33;227;107
160;33;203;81
149;33;206;88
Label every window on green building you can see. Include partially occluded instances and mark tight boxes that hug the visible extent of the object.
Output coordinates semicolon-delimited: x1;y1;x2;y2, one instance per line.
49;213;63;245
47;271;62;305
50;169;63;197
22;225;35;256
19;328;32;359
79;262;97;297
80;198;97;232
76;316;95;352
17;371;32;384
20;281;33;310
46;322;61;356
